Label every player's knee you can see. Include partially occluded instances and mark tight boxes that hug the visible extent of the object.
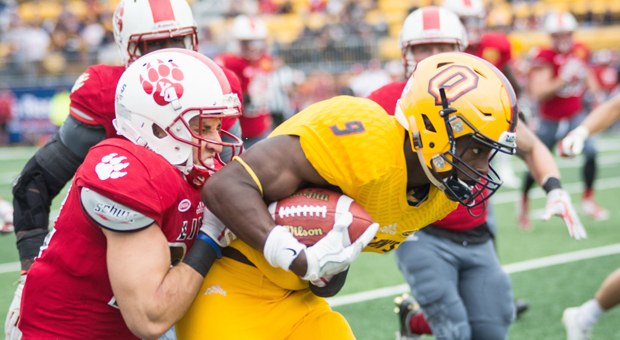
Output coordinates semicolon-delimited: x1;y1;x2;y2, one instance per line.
428;318;470;340
422;301;471;340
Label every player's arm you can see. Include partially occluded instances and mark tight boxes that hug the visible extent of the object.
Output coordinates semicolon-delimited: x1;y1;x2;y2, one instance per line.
515;119;586;239
514;119;559;185
529;64;566;102
558;93;620;158
103;224;211;340
12;114;105;271
204;134;378;280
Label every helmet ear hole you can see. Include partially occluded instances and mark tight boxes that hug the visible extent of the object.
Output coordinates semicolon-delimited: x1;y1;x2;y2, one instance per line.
422;114;437;132
152;124;167;139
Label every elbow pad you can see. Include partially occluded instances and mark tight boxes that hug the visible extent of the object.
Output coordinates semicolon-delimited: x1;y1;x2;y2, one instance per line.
309;268;349;298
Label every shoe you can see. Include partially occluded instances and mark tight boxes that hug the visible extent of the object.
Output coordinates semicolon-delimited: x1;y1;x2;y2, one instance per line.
515;299;530;319
582;196;609;221
562;307;591;340
394;293;422;340
0;223;14;234
516;195;532;231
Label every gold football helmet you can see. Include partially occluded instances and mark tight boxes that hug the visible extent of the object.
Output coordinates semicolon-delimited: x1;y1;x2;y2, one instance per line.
395;52;518;212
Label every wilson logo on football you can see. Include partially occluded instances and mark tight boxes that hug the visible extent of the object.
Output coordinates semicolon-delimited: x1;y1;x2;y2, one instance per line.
140;59;185;106
178;199;191;212
284;225;325;237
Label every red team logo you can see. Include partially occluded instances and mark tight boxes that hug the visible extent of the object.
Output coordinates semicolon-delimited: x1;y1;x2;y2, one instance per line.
140;60;185;106
114;3;124;33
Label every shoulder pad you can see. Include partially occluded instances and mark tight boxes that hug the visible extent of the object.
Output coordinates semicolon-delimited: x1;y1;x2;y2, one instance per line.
81;187;154;232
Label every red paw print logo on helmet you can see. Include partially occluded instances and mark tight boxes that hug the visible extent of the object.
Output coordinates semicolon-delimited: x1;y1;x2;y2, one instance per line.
140;60;185;106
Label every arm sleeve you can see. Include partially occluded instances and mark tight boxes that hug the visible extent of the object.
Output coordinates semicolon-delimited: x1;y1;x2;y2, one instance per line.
80;187;155;232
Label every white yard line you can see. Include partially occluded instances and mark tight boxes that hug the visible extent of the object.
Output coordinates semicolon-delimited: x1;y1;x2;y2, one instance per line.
326;244;620;307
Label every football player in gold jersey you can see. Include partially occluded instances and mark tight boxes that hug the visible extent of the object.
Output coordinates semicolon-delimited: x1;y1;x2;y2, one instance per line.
176;53;518;339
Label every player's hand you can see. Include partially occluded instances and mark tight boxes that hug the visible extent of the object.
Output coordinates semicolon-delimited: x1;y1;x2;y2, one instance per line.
200;208;236;248
558;126;590;158
5;274;26;340
558;58;587;83
541;189;587;240
302;212;379;281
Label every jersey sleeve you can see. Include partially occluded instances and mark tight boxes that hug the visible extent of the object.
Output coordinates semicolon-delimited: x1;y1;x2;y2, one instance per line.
80;187;155;232
366;82;406;116
75;143;179;228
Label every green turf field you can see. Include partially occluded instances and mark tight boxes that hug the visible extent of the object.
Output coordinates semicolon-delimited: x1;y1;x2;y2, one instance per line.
1;135;620;339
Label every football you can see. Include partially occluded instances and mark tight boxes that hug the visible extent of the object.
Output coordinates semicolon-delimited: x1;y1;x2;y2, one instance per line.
267;188;374;246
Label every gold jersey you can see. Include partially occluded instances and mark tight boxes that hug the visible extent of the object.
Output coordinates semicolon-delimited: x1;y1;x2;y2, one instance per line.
230;96;457;290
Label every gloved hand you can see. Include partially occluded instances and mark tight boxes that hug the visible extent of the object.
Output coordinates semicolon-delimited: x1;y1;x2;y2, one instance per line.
302;212;379;281
541;189;587;240
558;57;587;83
558;126;589;158
5;274;26;340
200;208;236;248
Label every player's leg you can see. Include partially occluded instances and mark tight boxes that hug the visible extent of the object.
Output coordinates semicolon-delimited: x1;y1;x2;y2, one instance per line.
176;257;309;340
286;292;355;340
459;240;515;340
569;112;609;220
563;266;620;339
395;231;470;340
519;117;559;230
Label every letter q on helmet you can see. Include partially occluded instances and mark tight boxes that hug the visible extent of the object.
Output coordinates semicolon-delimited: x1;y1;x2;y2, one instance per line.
394;52;518;211
113;49;243;188
399;6;469;78
113;0;199;67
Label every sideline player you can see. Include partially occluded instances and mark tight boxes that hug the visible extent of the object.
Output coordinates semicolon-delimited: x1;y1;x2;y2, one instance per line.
520;11;607;230
559;93;620;340
367;7;585;340
5;0;244;338
215;15;275;148
176;52;519;339
19;49;239;339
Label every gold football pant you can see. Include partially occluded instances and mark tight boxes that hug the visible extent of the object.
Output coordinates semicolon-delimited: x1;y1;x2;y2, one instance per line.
176;256;355;340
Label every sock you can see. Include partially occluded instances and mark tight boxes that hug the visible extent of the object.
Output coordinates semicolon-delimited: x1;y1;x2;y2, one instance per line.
409;313;433;335
577;299;606;330
583;187;593;200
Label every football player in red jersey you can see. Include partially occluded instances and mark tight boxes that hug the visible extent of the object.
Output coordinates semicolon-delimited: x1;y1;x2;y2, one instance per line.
367;7;585;340
18;49;240;340
215;15;275;148
5;0;243;339
442;0;524;189
522;11;607;230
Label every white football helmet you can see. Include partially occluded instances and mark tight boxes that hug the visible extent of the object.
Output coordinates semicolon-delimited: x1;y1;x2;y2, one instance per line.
113;0;198;67
114;49;242;187
441;0;486;44
400;6;468;77
544;12;578;34
232;15;268;61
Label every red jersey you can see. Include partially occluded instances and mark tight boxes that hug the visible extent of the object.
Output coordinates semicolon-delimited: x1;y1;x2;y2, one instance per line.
68;64;241;138
215;53;273;138
530;43;590;121
20;139;203;339
467;32;512;70
367;82;487;231
592;65;619;94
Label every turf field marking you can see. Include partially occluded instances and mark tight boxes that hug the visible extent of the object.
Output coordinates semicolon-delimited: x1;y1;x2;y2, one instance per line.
327;243;620;307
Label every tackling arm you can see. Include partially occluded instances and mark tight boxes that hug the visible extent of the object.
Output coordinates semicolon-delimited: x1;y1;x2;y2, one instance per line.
581;92;620;135
103;224;206;340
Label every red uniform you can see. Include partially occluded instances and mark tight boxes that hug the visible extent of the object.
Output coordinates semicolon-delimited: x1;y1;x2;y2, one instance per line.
68;64;241;138
215;53;273;139
592;65;619;94
367;82;487;231
530;43;590;121
20;138;203;339
467;32;512;71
